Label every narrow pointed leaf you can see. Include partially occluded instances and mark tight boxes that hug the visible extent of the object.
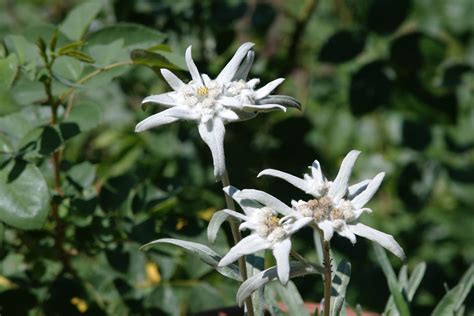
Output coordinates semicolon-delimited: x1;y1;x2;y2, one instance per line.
141;238;241;281
454;264;473;311
331;260;352;316
237;261;322;306
372;243;410;316
207;210;229;244
432;284;464;316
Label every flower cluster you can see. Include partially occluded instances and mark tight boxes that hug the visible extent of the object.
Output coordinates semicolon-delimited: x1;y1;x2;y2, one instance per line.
219;150;405;283
135;42;299;178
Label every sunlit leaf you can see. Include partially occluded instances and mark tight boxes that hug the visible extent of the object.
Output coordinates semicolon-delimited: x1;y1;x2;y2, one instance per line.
0;54;18;89
0;160;50;230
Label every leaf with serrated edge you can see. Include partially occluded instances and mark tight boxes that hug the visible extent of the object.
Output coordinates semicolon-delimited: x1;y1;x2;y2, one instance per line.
141;238;241;281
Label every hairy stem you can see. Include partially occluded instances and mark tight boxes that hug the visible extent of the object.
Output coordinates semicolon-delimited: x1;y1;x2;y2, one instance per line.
220;170;254;316
321;236;332;316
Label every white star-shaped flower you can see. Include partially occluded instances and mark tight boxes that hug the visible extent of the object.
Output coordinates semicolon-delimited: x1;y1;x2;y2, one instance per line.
135;42;299;178
218;186;312;284
258;150;405;260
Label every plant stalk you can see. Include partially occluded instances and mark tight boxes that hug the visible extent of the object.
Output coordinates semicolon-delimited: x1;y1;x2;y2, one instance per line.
220;170;254;316
321;236;332;316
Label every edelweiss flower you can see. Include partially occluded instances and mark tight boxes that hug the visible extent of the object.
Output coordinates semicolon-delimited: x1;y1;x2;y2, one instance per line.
258;150;405;260
218;186;311;284
135;42;299;178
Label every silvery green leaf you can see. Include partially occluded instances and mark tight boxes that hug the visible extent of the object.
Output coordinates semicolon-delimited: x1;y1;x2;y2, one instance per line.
454;264;473;311
372;243;410;316
406;262;426;301
355;304;363;316
270;281;309;316
256;95;301;110
385;262;426;315
246;253;265;316
207;210;229;244
313;230;324;267
331;260;351;316
432;284;464;316
141;238;241;281
237;261;322;307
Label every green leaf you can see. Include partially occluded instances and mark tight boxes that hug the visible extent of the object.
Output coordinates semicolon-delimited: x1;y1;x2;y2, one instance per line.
63;50;95;63
52;56;84;81
59;1;103;40
140;238;241;281
0;54;18;89
65;101;102;132
373;243;410;316
3;35;38;65
207;210;229;244
57;41;85;55
0;160;50;230
86;23;166;50
39;126;61;155
331;260;352;316
238;261;322;307
131;49;181;70
87;39;127;66
454;264;474;311
432;284;464;316
406;262;426;301
269;281;310;316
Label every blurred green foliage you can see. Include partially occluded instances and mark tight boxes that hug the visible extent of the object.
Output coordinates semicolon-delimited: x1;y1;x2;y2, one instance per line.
0;0;473;315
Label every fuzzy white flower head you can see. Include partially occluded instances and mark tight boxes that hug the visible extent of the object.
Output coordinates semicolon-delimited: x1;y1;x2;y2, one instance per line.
135;42;300;178
217;186;311;284
259;150;406;260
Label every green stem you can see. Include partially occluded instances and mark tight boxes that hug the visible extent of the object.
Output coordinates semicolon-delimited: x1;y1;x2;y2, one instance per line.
321;235;332;316
58;60;133;103
220;170;254;316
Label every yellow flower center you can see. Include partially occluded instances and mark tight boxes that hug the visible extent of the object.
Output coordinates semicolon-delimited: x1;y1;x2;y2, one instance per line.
197;86;209;96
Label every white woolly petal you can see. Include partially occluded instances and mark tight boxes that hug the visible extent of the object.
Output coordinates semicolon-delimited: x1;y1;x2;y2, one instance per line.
218;109;241;122
220;96;242;107
273;239;292;284
238;189;293;216
216;42;255;84
286;217;312;234
135;107;197;132
223;186;261;216
310;160;325;184
347;179;370;200
219;234;271;266
349;223;405;260
142;92;180;108
258;169;309;193
351;172;385;209
233;50;255;81
201;74;212;85
242;103;286;112
185;46;203;86
254;78;284;99
160;69;184;91
328;150;361;203
318;221;334;241
198;118;226;178
336;222;357;244
221;209;248;222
